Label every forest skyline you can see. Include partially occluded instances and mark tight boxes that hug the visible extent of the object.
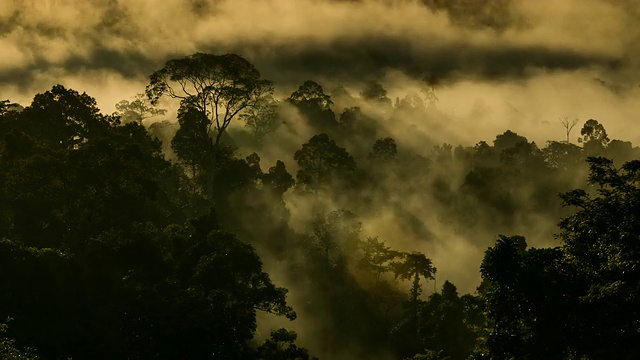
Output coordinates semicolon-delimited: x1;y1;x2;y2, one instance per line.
2;0;640;146
2;1;640;359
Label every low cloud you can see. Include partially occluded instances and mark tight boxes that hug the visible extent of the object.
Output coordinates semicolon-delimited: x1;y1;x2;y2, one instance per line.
1;0;637;109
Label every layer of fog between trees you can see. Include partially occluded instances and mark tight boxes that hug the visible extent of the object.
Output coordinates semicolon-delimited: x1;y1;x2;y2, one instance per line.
3;1;640;358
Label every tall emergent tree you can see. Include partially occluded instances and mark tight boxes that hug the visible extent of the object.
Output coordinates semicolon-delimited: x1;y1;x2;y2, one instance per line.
560;117;579;144
146;53;274;197
579;119;609;154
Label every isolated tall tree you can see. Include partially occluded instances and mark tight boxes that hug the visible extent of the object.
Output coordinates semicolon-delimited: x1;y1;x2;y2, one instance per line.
560;117;579;144
146;53;273;197
580;119;609;147
392;251;437;357
394;252;437;306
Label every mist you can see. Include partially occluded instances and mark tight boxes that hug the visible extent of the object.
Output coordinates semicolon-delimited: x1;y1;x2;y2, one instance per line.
2;1;640;359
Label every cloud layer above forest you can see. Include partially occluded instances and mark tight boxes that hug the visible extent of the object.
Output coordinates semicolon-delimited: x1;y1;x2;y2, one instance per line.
2;0;639;108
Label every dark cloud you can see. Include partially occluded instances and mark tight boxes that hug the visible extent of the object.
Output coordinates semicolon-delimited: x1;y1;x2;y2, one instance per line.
0;0;637;117
227;37;621;87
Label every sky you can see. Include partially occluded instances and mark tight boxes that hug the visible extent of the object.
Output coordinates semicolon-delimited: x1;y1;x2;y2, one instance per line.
2;0;639;147
2;0;640;291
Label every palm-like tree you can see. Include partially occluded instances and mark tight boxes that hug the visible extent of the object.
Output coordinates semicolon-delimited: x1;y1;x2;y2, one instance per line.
394;251;436;305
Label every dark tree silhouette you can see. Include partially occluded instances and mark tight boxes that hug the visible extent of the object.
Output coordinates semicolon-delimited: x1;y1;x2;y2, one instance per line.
361;80;392;107
256;329;316;360
370;137;398;160
147;53;273;197
288;80;337;130
171;103;211;188
294;134;356;193
579;119;609;151
558;157;640;359
560;117;579;144
114;93;166;124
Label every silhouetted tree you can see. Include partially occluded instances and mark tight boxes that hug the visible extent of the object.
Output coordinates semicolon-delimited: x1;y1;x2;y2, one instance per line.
294;134;356;193
0;100;22;116
147;52;273;197
417;281;478;360
0;319;39;360
289;80;333;111
558;157;640;359
288;80;337;130
358;237;401;287
256;329;316;360
543;140;582;170
370;137;398;160
114;93;166;124
580;119;609;154
263;160;295;196
19;85;116;149
171;102;211;188
560;117;579;144
361;80;392;107
395;252;437;306
479;235;572;359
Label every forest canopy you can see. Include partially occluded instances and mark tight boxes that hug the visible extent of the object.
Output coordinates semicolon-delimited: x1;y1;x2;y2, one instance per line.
2;3;640;356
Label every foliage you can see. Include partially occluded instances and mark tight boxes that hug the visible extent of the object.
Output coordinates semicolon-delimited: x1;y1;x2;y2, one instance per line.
0;319;39;360
361;80;392;107
294;134;356;192
370;137;398;160
358;237;402;285
4;55;640;360
580;119;609;146
0;85;295;359
557;157;640;359
478;158;640;359
171;102;211;187
288;80;333;111
479;235;572;359
287;80;337;130
240;96;281;142
114;93;166;124
394;252;437;305
256;329;316;360
263;160;295;196
147;53;274;197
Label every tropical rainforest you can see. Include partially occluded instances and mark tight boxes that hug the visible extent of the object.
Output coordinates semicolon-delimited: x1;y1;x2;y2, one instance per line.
2;1;640;359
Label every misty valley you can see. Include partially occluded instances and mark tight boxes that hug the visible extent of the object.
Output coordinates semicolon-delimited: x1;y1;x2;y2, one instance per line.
1;51;639;360
2;0;640;358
